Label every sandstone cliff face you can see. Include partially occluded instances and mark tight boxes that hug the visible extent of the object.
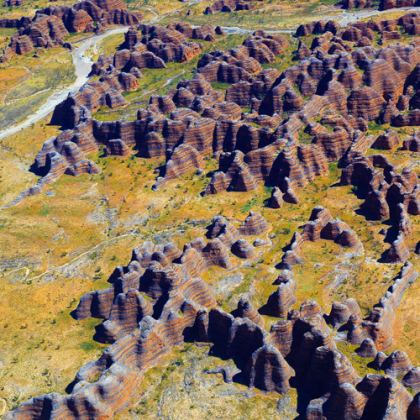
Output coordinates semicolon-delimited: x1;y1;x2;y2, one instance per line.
3;5;420;418
244;344;294;393
31;24;225;185
257;206;364;342
8;216;297;419
204;16;419;197
2;0;142;60
278;206;363;271
204;0;260;14
8;209;418;419
341;0;419;9
24;13;420;202
328;298;361;329
340;147;418;264
4;0;23;6
313;374;413;420
259;273;296;318
232;297;263;326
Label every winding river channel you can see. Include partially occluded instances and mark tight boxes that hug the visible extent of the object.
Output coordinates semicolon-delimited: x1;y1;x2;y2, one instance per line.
0;6;418;140
0;26;129;140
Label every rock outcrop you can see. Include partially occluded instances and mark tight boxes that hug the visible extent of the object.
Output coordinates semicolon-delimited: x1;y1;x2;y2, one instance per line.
20;13;420;204
204;0;260;14
2;0;142;60
8;209;418;418
4;0;23;6
3;5;420;420
279;206;363;270
260;272;296;318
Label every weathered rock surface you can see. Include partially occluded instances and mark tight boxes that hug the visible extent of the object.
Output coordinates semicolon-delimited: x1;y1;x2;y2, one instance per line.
327;298;361;328
231;239;255;259
4;0;23;6
279;206;362;270
356;338;378;358
317;374;413;419
403;368;420;393
268;186;283;208
204;0;260;15
232;297;263;326
23;13;420;202
2;0;142;60
259;273;296;318
372;130;400;150
239;211;269;236
382;351;413;377
5;11;420;418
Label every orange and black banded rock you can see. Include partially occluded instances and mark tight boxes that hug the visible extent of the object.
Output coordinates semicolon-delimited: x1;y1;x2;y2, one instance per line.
403;368;420;393
341;153;419;226
12;207;401;420
279;206;362;270
6;14;69;57
10;300;214;418
408;393;420;420
231;239;255;259
269;319;294;357
239;211;269;236
314;373;414;419
382;351;413;378
243;344;294;394
231;297;263;326
50;23;220;130
157;144;204;185
0;17;30;30
379;0;419;10
341;155;419;263
197;31;288;84
204;0;260;15
383;232;411;263
2;0;142;60
402;133;420;152
372;351;388;370
4;0;23;5
341;0;419;9
268;186;283;208
356;374;413;418
206;215;239;247
259;272;296;318
205;28;420;195
372;130;400;150
303;345;360;395
296;11;420;36
318;382;367;420
17;227;256;417
356;338;378;358
327;298;361;328
24;12;420;200
347;314;368;345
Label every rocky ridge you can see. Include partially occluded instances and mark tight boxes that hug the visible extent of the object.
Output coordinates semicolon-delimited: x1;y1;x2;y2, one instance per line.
17;12;419;209
340;0;419;11
204;0;261;15
4;0;23;6
7;212;418;419
2;8;419;418
0;0;141;61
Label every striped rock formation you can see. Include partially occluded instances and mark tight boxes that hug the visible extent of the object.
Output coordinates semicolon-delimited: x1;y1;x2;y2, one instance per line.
1;0;142;60
20;14;419;203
